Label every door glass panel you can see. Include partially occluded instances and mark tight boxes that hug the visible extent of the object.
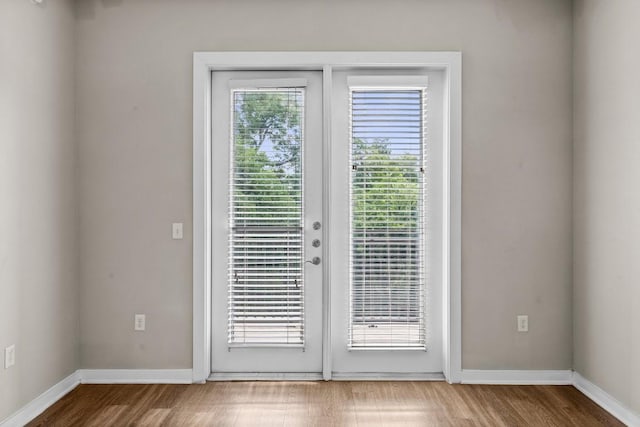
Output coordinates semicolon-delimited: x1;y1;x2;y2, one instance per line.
229;88;305;346
349;89;427;349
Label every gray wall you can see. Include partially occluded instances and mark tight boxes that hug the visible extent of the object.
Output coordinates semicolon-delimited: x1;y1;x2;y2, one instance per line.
75;0;573;370
0;0;78;421
574;0;640;414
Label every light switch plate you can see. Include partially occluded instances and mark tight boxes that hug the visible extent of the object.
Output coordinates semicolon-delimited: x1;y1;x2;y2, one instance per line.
5;345;15;369
172;223;183;240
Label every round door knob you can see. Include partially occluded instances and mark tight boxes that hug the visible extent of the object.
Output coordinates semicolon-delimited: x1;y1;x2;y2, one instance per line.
306;257;321;265
312;221;321;230
312;239;321;248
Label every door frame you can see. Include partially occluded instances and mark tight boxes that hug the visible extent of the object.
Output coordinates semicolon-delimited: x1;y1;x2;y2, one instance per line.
192;51;462;383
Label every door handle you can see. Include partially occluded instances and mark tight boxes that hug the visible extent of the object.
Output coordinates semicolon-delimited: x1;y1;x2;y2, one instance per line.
305;257;321;266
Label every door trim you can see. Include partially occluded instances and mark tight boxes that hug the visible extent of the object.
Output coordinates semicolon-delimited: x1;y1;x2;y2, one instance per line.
208;372;324;381
321;65;333;380
331;372;445;381
193;51;462;383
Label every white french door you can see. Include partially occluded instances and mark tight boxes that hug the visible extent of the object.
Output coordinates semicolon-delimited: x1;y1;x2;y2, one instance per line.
210;67;443;377
211;71;323;373
329;70;443;375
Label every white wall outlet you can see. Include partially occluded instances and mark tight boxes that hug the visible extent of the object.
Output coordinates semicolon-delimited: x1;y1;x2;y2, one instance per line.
134;314;146;331
517;315;529;332
5;345;15;369
172;222;183;240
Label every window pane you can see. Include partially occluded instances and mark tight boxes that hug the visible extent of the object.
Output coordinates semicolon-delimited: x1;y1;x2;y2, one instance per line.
229;88;305;346
349;89;427;349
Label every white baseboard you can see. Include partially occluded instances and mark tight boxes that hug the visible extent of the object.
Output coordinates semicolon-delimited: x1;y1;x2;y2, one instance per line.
78;369;193;384
331;372;445;381
0;371;80;427
573;372;640;427
209;372;323;381
460;369;574;385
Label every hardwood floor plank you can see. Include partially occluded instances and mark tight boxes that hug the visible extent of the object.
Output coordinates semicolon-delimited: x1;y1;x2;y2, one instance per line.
27;381;624;426
134;408;172;426
85;404;128;427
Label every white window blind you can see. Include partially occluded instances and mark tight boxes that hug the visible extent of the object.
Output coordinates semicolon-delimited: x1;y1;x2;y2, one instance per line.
349;85;427;349
228;87;306;346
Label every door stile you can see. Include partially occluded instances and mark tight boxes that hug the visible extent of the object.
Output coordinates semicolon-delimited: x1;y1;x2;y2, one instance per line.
321;65;333;380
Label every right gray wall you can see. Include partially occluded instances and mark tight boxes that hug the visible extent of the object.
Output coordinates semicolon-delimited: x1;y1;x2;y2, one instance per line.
573;0;640;414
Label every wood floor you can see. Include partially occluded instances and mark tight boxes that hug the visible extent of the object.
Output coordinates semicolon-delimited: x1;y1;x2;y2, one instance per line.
28;381;623;426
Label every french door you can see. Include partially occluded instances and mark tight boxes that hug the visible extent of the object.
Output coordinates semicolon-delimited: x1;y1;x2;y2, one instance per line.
211;71;323;373
210;68;443;376
329;70;443;375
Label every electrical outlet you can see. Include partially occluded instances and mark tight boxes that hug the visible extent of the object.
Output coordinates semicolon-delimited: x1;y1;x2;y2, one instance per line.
517;315;529;332
5;345;15;369
134;314;146;331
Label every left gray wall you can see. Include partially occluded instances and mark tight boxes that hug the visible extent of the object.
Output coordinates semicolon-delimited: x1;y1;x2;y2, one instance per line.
0;0;79;421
